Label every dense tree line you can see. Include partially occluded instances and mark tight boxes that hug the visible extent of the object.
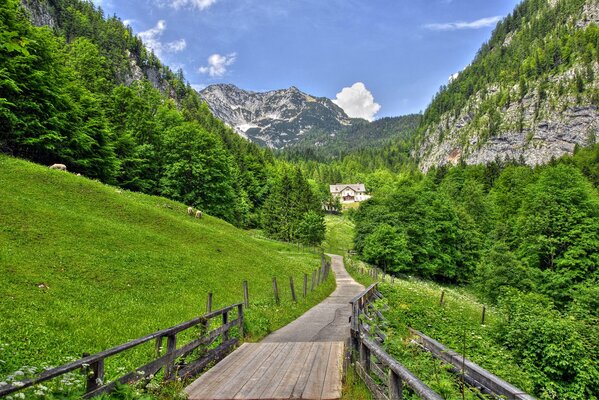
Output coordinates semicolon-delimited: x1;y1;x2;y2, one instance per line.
0;0;325;242
281;114;421;163
351;148;599;398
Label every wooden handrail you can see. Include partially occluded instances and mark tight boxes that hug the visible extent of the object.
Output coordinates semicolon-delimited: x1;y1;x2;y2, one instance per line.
350;283;535;400
409;329;536;400
0;303;243;398
360;336;443;400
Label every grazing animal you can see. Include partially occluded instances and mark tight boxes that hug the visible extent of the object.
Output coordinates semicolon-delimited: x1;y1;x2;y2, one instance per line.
195;210;203;219
49;163;67;171
187;207;194;216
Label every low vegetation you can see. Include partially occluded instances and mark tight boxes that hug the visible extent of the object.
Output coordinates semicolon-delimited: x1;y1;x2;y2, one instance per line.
0;155;335;397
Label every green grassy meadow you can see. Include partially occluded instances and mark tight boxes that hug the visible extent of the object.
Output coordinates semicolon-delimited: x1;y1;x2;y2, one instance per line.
323;214;354;255
0;156;334;387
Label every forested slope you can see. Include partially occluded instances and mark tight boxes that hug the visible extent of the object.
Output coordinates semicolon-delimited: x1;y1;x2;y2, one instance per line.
351;146;599;398
0;0;327;240
416;0;599;170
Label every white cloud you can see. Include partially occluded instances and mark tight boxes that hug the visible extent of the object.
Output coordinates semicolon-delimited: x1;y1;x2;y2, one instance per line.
449;72;460;83
165;39;187;52
333;82;381;122
199;53;236;77
122;19;134;27
424;16;501;31
138;20;187;58
162;0;217;10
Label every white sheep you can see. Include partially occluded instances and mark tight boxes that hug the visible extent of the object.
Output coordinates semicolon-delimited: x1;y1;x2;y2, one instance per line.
187;207;194;216
49;164;67;171
195;210;203;219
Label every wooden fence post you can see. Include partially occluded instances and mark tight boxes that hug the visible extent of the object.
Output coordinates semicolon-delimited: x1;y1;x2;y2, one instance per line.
311;270;316;291
439;290;445;306
481;305;486;325
237;303;244;338
82;353;105;394
164;334;177;380
222;310;229;341
360;342;371;374
289;276;297;302
206;292;213;313
317;268;322;285
303;273;308;298
389;369;403;400
273;277;280;305
243;280;249;309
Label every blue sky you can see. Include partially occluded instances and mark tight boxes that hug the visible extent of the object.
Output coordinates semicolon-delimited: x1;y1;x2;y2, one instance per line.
94;0;521;119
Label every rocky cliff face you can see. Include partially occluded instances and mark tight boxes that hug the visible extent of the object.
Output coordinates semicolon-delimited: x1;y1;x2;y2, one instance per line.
417;68;599;171
200;84;353;148
19;0;177;102
415;0;599;171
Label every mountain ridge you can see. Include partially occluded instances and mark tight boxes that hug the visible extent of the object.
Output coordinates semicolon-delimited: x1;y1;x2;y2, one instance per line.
200;83;354;149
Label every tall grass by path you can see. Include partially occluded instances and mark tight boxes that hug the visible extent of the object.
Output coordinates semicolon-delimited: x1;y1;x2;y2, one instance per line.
346;259;534;398
0;155;335;384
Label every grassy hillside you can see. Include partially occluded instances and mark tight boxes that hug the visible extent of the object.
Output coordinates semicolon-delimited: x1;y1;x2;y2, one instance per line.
0;155;334;380
323;214;354;255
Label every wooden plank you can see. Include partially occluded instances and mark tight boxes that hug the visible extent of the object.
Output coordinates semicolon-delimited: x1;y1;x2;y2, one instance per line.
260;342;308;399
321;342;344;400
242;342;295;399
193;344;267;398
233;342;286;399
209;343;280;399
301;342;333;399
185;343;259;398
270;342;315;399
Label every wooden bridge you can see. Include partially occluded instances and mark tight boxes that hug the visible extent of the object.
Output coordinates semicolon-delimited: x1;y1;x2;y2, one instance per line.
185;342;344;399
184;254;364;400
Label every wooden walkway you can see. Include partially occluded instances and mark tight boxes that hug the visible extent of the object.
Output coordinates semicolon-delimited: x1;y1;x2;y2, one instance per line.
185;255;362;400
184;341;344;400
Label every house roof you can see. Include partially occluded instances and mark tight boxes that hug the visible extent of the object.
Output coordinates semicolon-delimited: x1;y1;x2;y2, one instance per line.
329;184;366;193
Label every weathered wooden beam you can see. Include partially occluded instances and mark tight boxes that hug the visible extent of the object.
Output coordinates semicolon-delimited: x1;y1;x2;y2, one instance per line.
206;292;213;313
0;303;243;397
272;277;280;304
408;329;535;400
164;334;177;381
361;336;442;400
389;369;403;400
289;276;297;302
243;281;249;309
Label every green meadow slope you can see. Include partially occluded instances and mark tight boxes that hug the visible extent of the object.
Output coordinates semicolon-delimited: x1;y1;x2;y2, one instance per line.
0;155;334;378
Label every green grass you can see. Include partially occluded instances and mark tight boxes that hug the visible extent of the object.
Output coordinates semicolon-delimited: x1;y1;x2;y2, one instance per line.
323;214;354;255
346;260;534;399
0;155;335;393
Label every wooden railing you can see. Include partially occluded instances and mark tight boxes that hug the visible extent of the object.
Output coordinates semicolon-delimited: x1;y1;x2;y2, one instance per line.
350;284;442;400
0;303;243;399
409;329;536;400
350;283;535;400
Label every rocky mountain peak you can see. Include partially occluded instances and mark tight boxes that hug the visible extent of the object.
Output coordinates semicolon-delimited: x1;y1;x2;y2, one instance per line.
199;84;353;149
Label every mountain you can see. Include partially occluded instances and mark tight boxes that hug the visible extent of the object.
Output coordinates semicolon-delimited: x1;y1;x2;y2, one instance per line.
199;84;353;148
415;0;599;171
